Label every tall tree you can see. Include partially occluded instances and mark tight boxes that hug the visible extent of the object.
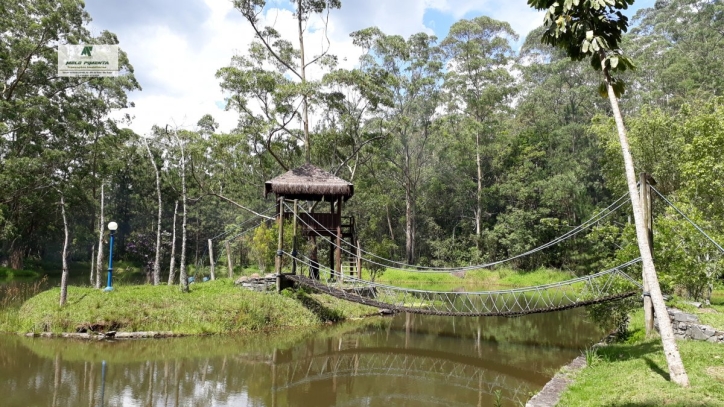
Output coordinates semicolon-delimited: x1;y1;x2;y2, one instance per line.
528;0;690;386
221;0;341;168
351;28;444;264
0;0;139;270
627;0;724;110
441;17;518;244
142;135;163;285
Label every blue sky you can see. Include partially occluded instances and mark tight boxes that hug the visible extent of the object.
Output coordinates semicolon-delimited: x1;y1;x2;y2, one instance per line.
84;0;657;134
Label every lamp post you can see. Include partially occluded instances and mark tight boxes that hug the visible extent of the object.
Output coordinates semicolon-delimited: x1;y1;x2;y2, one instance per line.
104;222;118;292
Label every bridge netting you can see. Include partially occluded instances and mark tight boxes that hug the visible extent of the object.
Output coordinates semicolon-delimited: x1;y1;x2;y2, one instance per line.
211;186;724;317
283;254;642;317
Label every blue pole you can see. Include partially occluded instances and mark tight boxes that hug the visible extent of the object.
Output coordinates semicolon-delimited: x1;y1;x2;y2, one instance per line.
105;231;115;291
100;360;106;407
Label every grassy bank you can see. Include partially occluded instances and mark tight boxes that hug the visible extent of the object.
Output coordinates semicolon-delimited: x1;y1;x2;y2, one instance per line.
557;305;724;407
8;279;376;335
367;267;575;290
0;267;40;280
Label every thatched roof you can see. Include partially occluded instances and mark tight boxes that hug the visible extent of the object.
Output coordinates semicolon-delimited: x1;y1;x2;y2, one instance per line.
265;164;354;202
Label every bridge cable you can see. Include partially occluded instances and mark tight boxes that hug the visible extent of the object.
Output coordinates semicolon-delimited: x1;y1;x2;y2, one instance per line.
649;186;724;254
283;193;630;273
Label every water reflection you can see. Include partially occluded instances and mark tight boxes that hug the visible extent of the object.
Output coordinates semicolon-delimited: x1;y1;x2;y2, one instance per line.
0;308;603;407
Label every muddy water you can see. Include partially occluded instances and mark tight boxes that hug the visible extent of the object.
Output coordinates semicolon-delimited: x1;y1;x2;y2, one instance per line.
0;309;603;407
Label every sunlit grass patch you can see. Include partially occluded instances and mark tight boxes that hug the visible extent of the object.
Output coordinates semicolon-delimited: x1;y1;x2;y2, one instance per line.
14;279;371;335
556;309;724;407
369;267;574;290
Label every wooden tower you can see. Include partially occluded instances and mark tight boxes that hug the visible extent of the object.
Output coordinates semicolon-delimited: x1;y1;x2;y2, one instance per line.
265;164;359;281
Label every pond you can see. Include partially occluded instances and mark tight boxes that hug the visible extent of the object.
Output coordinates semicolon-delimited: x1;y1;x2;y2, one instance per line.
0;308;604;407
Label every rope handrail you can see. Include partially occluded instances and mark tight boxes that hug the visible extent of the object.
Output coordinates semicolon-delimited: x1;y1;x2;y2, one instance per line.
283;192;630;273
282;250;641;317
286;250;642;295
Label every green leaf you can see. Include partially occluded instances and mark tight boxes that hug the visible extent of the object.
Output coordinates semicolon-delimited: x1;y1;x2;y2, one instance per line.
598;82;608;98
586;30;594;41
609;56;619;68
582;40;590;53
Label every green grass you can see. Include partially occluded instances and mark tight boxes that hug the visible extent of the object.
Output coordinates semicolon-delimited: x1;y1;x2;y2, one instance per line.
556;308;724;407
0;267;40;280
11;279;377;335
667;289;724;331
367;267;575;290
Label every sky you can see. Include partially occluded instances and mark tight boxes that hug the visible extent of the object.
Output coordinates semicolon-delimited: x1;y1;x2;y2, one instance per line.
84;0;656;135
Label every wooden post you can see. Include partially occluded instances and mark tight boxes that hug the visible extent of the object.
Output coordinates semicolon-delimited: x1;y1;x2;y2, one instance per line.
225;240;233;278
208;239;215;280
356;240;362;278
335;197;342;276
275;197;285;292
292;200;298;275
640;172;655;336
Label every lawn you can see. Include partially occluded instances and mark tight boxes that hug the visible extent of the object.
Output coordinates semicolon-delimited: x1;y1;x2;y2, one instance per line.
6;278;377;335
557;307;724;407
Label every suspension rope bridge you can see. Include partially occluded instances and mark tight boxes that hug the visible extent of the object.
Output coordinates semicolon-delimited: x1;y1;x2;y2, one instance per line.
206;183;723;317
283;193;632;273
282;255;641;317
246;348;541;405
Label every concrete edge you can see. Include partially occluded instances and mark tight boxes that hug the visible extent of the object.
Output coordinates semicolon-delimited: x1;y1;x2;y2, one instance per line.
526;355;587;407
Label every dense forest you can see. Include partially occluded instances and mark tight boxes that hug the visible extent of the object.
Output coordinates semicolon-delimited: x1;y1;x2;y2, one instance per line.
1;0;722;298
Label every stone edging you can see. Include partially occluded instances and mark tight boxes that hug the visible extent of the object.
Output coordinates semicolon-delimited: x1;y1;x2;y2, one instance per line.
526;355;586;407
654;308;724;343
23;331;182;340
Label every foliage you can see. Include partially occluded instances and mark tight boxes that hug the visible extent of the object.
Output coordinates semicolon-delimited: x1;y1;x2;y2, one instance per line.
528;0;636;97
249;222;275;272
3;0;724;304
654;202;724;303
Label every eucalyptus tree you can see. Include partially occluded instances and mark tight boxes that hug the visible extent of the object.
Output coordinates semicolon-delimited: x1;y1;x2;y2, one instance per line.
220;0;341;169
142;134;163;285
0;0;139;271
313;65;394;180
528;0;689;386
351;28;444;264
627;0;724;110
440;17;518;244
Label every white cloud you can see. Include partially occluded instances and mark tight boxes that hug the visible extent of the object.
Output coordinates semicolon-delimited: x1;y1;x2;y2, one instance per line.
101;0;548;135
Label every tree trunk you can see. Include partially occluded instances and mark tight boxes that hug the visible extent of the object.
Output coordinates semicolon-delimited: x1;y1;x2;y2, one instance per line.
208;239;215;280
95;184;104;289
59;194;69;307
405;185;415;264
297;0;311;163
386;204;395;241
143;137;162;285
226;240;233;278
475;131;482;247
604;68;689;387
639;173;655;337
8;245;24;270
90;245;95;286
174;131;189;293
168;200;178;285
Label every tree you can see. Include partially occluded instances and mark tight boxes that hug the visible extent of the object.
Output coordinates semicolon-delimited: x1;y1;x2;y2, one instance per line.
220;0;341;168
142;135;163;285
441;17;518;244
351;28;444;264
0;0;139;272
171;129;190;293
528;0;689;386
627;0;724;110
